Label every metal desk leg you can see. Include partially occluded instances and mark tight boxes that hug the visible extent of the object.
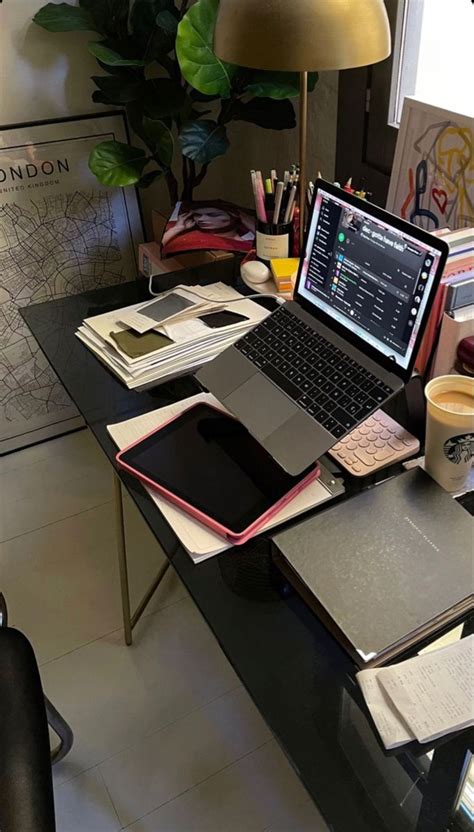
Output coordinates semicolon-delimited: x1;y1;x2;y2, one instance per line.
114;472;133;645
113;472;170;646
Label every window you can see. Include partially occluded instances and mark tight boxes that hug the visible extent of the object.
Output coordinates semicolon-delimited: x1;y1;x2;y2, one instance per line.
389;0;473;126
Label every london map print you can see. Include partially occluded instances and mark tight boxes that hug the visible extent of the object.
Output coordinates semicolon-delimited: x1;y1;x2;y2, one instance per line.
0;190;129;447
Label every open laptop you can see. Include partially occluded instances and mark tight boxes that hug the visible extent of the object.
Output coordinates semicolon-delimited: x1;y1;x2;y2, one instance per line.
197;180;449;475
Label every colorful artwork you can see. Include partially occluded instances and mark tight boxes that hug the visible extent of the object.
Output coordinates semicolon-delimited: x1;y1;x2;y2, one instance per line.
386;98;473;231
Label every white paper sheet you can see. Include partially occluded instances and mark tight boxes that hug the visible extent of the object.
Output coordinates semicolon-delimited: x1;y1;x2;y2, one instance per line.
107;393;341;561
357;670;414;749
377;635;474;743
358;635;474;748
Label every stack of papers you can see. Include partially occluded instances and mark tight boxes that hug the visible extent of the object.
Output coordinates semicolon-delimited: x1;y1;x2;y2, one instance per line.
357;635;474;749
76;283;270;390
117;286;223;333
107;392;345;561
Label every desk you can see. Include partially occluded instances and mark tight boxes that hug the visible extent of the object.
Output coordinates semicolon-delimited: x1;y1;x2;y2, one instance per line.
22;263;473;832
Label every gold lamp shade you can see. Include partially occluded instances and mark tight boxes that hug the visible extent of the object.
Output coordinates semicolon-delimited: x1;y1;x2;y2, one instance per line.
214;0;391;72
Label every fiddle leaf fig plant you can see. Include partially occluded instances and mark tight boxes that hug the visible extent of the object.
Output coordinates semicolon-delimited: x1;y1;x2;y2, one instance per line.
34;0;318;203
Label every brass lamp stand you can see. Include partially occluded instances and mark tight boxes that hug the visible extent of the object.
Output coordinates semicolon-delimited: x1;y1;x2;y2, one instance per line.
213;0;391;250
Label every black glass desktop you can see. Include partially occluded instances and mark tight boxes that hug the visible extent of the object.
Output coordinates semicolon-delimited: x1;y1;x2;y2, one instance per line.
21;261;473;832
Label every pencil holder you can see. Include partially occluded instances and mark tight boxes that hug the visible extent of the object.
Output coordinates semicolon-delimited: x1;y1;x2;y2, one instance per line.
256;220;293;262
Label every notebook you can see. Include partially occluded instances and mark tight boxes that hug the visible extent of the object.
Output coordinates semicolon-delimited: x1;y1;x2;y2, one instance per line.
272;468;473;667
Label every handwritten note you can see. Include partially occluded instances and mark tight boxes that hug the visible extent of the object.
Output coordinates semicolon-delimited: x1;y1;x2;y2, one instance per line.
358;635;473;748
377;635;474;743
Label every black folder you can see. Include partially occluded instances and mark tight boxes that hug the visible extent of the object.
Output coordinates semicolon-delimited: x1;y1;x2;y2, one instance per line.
272;468;473;667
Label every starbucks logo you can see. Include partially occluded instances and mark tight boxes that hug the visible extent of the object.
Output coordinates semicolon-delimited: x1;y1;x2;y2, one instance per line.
443;433;474;465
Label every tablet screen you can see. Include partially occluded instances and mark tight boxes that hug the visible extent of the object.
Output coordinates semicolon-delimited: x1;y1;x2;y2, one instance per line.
119;403;315;534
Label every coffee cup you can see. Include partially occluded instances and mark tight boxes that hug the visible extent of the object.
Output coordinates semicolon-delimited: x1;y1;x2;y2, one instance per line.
424;374;474;492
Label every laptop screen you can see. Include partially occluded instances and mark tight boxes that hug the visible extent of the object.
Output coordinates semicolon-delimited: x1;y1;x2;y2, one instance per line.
296;186;443;371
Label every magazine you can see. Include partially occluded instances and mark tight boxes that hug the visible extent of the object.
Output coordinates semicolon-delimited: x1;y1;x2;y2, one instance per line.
161;199;255;256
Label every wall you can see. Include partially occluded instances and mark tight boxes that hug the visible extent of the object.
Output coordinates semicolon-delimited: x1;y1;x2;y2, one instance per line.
0;1;99;122
198;73;339;201
1;2;338;233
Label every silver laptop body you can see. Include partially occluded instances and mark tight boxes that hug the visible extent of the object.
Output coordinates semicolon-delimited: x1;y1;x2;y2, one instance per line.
197;181;448;475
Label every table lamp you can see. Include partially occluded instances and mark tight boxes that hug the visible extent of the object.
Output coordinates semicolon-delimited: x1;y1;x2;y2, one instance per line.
214;0;391;248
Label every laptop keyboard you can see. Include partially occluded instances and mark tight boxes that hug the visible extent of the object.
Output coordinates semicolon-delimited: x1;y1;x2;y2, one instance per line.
234;306;394;440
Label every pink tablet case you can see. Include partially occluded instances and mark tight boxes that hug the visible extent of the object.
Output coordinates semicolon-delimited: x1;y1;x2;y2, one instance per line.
116;402;319;545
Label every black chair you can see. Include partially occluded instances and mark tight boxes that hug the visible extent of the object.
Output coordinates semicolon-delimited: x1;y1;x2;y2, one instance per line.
0;594;73;832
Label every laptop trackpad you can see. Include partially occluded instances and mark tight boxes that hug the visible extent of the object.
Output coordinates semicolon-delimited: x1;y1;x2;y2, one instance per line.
224;375;298;440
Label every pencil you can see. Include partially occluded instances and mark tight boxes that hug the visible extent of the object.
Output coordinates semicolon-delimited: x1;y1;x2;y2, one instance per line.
251;170;266;222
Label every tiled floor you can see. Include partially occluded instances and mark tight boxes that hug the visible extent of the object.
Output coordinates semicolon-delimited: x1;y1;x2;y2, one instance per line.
0;429;328;832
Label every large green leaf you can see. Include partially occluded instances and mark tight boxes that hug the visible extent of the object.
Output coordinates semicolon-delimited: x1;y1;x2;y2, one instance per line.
142;118;174;167
88;42;146;66
143;78;188;119
91;74;144;104
232;98;296;131
156;10;178;35
176;0;237;97
80;0;129;39
89;141;148;186
131;0;177;56
179;120;229;165
33;3;95;32
246;71;318;100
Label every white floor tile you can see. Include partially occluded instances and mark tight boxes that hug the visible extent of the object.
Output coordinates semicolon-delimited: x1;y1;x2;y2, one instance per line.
0;465;112;541
0;429;109;507
126;739;314;832
100;686;272;828
42;597;240;787
0;500;186;664
54;767;121;832
0;429;115;541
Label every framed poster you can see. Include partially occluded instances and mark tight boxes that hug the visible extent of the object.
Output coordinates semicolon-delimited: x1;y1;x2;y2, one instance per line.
386;98;474;231
0;111;144;453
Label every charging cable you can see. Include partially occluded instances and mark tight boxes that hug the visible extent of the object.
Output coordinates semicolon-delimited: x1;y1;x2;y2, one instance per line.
147;274;286;306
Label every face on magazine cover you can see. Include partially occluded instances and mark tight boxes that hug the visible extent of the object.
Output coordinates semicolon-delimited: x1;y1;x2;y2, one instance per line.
177;205;252;239
161;200;255;253
192;206;239;234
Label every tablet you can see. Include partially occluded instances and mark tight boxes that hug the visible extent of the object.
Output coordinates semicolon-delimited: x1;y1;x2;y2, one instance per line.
116;403;319;544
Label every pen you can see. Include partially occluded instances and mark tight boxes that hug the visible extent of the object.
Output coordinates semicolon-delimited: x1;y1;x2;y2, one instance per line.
270;169;277;191
284;184;297;223
265;178;273;195
273;180;284;225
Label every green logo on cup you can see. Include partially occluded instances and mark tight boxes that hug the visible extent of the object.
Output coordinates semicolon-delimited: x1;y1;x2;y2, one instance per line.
443;433;474;465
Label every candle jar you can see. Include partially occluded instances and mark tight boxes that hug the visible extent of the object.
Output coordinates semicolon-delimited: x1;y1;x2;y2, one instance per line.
256;219;293;262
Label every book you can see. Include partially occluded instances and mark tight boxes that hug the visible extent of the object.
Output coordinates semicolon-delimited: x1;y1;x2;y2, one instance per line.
432;305;474;376
272;468;473;667
415;227;473;374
